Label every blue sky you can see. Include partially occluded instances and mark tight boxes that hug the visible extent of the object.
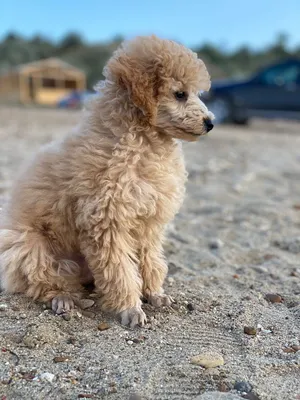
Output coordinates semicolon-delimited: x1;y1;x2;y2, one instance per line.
1;0;299;50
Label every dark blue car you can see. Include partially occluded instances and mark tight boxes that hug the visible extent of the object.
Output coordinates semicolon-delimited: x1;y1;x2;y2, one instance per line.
201;58;300;124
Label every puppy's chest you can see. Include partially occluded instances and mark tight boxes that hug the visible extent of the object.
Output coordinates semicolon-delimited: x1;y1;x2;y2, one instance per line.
139;148;187;222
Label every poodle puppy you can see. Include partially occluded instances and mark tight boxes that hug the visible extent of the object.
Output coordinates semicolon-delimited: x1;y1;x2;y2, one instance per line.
0;35;214;327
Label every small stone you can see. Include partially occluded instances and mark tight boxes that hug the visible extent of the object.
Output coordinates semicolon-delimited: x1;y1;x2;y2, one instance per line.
265;293;282;303
39;372;55;383
283;345;300;353
191;351;224;368
234;381;252;393
20;314;27;319
292;345;300;352
283;347;295;353
80;299;95;309
186;303;195;311
81;310;96;318
290;270;298;277
263;254;275;261
67;337;76;345
242;393;260;400
127;340;134;345
232;274;239;279
0;304;8;311
244;326;257;336
98;322;110;331
209;238;224;250
293;204;300;210
53;356;70;363
62;313;71;321
78;395;94;399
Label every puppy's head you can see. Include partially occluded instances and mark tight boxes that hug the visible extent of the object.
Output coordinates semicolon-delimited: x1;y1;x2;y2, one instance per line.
103;35;214;140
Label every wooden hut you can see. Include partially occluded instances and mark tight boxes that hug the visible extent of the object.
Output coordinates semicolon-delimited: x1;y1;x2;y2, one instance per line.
0;58;86;106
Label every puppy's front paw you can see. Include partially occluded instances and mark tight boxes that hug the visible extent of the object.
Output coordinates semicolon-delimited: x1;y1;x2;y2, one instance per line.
148;293;174;308
120;305;147;328
52;294;75;314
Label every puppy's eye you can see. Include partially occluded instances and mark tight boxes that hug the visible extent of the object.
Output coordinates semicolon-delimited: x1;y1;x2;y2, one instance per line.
174;91;187;101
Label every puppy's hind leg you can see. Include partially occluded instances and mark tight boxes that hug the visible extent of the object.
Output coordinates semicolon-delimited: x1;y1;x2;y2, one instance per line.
0;228;84;313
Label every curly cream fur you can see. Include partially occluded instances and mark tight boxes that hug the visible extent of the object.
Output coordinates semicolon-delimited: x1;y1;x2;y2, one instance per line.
0;35;213;325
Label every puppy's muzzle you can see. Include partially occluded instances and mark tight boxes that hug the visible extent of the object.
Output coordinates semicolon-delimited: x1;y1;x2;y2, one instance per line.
204;118;214;132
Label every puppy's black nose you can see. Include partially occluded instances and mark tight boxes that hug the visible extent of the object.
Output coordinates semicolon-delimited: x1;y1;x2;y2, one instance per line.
204;118;214;132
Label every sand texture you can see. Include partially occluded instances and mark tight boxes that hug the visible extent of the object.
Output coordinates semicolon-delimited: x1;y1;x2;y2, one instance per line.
0;107;299;400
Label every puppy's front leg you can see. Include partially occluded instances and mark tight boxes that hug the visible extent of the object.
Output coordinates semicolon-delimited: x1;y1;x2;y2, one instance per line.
140;226;174;307
80;229;146;327
76;197;146;328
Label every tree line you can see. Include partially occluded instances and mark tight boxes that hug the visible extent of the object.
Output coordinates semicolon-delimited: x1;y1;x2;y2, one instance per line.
0;32;298;89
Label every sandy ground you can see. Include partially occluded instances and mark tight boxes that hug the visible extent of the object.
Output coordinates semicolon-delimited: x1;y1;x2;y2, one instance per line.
0;106;299;400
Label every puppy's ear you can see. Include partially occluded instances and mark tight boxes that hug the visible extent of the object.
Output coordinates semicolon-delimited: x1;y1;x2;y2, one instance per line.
105;54;160;124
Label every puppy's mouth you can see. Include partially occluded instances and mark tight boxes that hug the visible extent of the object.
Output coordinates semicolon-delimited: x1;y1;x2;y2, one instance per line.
177;127;207;137
155;125;207;139
186;131;206;136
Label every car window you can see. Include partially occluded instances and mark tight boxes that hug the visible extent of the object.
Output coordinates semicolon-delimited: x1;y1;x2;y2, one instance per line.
260;64;300;86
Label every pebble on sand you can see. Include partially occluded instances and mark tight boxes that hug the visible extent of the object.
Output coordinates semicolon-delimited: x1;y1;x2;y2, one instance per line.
191;352;224;368
243;326;257;336
80;299;95;309
234;381;253;393
265;293;282;303
208;238;224;250
283;347;295;353
283;345;300;353
242;393;261;400
53;356;70;363
39;372;55;383
98;322;110;331
187;303;195;311
0;304;8;311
